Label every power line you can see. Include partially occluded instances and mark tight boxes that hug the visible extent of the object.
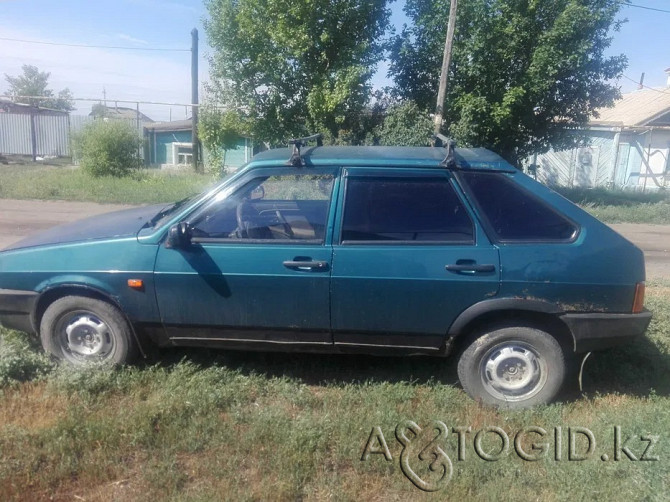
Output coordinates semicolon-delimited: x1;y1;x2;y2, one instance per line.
624;1;670;14
0;36;190;52
622;74;670;94
5;95;241;111
7;95;199;107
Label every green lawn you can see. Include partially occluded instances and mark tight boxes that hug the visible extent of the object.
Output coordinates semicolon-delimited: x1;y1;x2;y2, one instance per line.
1;283;669;500
554;186;670;225
0;162;214;205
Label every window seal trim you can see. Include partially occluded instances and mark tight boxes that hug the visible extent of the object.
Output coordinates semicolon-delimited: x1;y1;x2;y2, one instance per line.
340;239;475;246
337;172;476;246
454;171;581;245
191;237;324;246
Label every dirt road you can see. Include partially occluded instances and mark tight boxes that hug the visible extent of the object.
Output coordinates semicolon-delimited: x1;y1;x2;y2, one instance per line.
1;198;669;280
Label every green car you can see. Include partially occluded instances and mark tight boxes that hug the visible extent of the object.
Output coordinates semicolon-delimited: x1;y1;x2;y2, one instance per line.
0;142;652;407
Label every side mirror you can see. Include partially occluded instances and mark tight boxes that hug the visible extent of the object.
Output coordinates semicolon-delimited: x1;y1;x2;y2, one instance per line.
165;222;192;249
250;185;265;200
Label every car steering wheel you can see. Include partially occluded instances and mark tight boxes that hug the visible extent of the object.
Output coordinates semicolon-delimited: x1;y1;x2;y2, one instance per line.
236;199;259;238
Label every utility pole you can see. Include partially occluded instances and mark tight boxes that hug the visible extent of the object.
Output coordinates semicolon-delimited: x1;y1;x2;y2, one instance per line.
191;28;200;173
433;0;458;136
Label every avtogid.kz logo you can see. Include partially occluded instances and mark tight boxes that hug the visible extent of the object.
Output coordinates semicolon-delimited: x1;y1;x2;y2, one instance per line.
361;421;660;492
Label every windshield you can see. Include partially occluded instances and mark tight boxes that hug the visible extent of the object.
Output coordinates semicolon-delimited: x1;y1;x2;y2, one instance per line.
149;194;200;229
148;172;237;230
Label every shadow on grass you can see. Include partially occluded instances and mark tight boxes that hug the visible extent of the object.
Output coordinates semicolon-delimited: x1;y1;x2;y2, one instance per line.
581;336;670;397
141;332;670;402
144;346;461;389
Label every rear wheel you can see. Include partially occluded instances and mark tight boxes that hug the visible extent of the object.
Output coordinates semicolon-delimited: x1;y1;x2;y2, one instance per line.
457;325;566;408
40;296;137;366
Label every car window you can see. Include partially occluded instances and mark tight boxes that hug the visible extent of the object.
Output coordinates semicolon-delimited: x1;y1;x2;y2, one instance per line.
340;176;474;244
458;172;578;242
189;174;334;242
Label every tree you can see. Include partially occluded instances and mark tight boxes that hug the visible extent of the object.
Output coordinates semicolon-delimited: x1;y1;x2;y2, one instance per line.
389;0;627;164
376;101;433;146
204;0;391;145
198;102;248;174
4;65;76;112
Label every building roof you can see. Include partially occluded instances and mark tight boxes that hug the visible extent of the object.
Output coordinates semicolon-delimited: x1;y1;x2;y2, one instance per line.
89;105;154;122
0;98;69;115
250;146;515;171
144;118;192;132
590;88;670;127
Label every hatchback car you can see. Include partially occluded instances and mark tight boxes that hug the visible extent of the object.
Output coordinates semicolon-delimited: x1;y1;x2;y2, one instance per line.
0;142;652;407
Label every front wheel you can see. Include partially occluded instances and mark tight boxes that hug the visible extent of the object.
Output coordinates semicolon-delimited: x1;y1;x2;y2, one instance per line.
40;296;137;366
457;326;566;408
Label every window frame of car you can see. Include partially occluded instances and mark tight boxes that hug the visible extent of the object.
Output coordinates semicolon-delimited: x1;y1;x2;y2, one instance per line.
183;166;342;246
334;167;481;247
454;170;581;245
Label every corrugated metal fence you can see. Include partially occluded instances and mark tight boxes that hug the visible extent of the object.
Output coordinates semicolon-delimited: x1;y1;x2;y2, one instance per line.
0;113;79;156
0;114;142;157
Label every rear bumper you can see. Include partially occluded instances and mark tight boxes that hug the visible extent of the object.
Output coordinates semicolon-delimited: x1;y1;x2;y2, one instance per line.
560;310;652;353
0;288;38;334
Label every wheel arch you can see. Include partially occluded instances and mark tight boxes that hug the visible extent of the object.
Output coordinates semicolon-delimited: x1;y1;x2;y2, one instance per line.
33;284;147;357
447;299;575;354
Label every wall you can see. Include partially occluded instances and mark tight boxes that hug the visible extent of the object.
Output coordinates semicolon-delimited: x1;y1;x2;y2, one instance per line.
151;130;192;165
533;128;669;190
206;137;253;171
619;129;670;190
149;132;252;170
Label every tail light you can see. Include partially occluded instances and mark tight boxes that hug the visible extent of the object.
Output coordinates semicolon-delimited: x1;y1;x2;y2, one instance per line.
632;282;645;314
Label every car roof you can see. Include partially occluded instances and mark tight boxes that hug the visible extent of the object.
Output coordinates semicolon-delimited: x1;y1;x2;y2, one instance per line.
248;146;516;172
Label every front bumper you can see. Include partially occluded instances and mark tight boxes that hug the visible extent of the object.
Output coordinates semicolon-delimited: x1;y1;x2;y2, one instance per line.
0;288;38;334
560;310;652;353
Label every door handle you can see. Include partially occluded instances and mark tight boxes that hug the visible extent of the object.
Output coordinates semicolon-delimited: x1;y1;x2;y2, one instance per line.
283;260;329;271
445;263;495;273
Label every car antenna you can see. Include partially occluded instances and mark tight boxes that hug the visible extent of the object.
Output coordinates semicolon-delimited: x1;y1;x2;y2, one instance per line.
287;133;323;167
433;133;458;169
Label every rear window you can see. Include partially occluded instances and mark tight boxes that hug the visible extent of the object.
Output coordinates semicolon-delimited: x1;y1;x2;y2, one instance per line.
459;172;577;242
341;177;474;243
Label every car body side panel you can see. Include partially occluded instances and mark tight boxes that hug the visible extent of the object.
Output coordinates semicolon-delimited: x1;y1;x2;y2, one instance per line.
153;243;332;342
331;245;500;344
490;174;645;313
0;239;161;324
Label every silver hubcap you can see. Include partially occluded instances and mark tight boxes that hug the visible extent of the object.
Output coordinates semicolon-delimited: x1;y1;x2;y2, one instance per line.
481;342;547;402
57;312;114;362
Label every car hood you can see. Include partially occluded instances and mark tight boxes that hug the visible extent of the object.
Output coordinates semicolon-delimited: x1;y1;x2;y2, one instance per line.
2;204;166;251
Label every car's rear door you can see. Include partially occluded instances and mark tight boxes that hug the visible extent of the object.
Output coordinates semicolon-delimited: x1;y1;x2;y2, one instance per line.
330;167;500;352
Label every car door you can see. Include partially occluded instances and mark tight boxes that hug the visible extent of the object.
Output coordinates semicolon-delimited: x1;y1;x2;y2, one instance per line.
153;167;339;348
330;168;500;352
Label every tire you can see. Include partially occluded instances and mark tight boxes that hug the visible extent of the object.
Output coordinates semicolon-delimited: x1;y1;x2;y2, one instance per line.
457;325;566;408
40;296;137;366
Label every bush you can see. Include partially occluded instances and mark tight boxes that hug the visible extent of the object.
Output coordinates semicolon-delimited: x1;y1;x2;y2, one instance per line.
0;330;53;387
74;120;143;177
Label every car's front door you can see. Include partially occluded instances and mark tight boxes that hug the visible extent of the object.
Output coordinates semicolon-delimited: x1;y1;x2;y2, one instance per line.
330;168;500;352
153;168;338;349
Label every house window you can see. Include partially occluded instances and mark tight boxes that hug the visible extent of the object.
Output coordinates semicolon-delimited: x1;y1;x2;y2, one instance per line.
172;142;193;165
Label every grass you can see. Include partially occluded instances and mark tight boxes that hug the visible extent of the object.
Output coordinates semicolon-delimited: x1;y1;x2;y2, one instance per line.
1;283;669;500
0;161;215;205
554;186;670;224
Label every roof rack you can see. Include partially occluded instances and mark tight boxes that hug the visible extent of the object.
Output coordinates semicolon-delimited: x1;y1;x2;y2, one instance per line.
287;133;323;167
432;133;458;169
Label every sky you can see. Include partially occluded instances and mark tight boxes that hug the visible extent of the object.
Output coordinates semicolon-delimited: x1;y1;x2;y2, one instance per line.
1;0;669;122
